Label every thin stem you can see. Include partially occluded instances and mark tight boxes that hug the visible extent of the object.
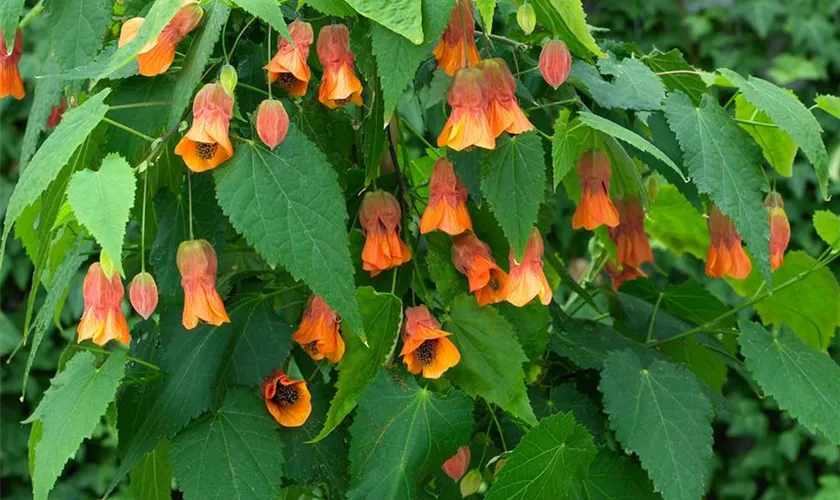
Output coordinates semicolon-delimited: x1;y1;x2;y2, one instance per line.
391;267;399;295
230;17;257;61
400;118;442;157
110;101;170;110
646;293;664;343
735;118;778;128
477;31;528;49
457;0;469;68
75;344;161;371
723;91;739;110
386;120;412;216
19;1;44;28
221;16;230;62
514;66;540;77
238;82;270;97
140;172;148;272
534;128;553;141
187;170;195;239
102;117;155;142
267;25;273;100
412;255;431;302
525;98;579;112
486;401;508;451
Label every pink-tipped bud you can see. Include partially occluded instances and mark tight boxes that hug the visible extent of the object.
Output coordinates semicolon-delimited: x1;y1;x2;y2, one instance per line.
256;99;289;149
442;445;471;482
129;272;159;319
539;40;572;89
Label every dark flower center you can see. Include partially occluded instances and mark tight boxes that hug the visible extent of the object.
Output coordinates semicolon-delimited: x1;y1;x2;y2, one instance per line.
277;72;298;90
488;273;501;291
272;382;299;406
196;142;218;160
333;96;352;106
303;341;319;355
416;340;436;365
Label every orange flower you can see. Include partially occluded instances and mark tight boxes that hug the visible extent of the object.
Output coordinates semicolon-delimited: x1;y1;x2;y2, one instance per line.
0;29;24;100
608;196;653;268
77;263;130;346
539;40;572;89
437;68;495;151
420;158;473;235
572;149;620;230
359;191;412;277
264;20;313;97
316;24;363;109
442;445;471;482
766;192;790;271
262;369;312;427
255;99;289;149
118;1;204;77
432;0;481;76
177;239;230;329
705;204;752;279
506;228;552;307
480;58;533;137
399;305;460;379
451;231;509;306
128;272;158;320
174;82;234;172
292;295;345;363
605;262;646;291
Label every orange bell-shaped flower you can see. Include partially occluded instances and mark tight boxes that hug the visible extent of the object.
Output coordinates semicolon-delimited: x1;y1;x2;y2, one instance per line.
317;24;363;109
432;0;481;76
359;191;412;277
539;40;572;89
174;82;234;172
420;158;473;235
77;263;130;346
255;99;289;149
262;369;312;427
572;149;620;230
765;192;790;271
480;58;533;137
605;262;646;291
176;239;230;329
118;0;204;77
506;228;552;307
47;97;66;128
437;68;495;151
442;445;471;482
705;204;752;279
264;20;313;97
608;196;653;268
399;305;461;379
451;231;509;306
292;295;345;363
0;29;24;100
128;271;158;320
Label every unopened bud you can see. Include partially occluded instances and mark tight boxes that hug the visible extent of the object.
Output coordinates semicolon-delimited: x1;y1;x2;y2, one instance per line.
129;272;158;319
220;64;238;95
517;3;536;35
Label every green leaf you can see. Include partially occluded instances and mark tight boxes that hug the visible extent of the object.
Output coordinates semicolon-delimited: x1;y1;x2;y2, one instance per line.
214;130;363;334
288;96;356;170
734;95;796;177
738;319;840;446
580;449;660;500
480;131;546;260
663;91;771;282
314;287;402;441
814;210;840;250
497;302;550;361
529;0;605;58
552;110;593;189
572;58;665;111
475;0;495;32
345;0;424;44
0;0;24;49
642;49;707;105
26;350;127;500
170;387;285;500
645;184;709;260
1;88;111;269
720;69;830;199
485;412;597;500
130;441;173;500
232;0;291;43
444;295;537;425
815;94;840;120
424;232;469;305
348;368;474;499
47;0;111;71
20;55;61;170
371;0;451;122
529;384;607;443
304;0;356;16
551;317;656;370
600;349;714;500
67;153;136;276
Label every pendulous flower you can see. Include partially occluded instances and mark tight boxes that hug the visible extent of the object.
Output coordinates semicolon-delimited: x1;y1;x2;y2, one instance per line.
264;20;313;97
174;82;234;172
262;369;312;427
572;149;619;230
506;228;552;307
480;58;533;137
539;40;572;89
766;191;790;271
432;0;481;76
605;262;646;291
292;295;345;363
399;305;460;379
420;158;473;235
128;272;158;320
77;263;130;346
177;239;230;329
705;204;752;279
255;99;289;149
437;68;495;151
359;191;412;277
608;196;653;268
0;29;24;100
442;445;471;482
451;231;508;306
317;24;363;109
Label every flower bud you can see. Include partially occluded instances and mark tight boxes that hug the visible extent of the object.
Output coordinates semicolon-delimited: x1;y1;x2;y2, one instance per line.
539;40;572;89
517;3;536;35
129;272;159;319
442;445;471;482
460;469;482;497
256;99;290;149
220;64;238;95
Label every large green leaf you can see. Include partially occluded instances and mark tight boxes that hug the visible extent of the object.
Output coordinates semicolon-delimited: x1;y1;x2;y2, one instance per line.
600;349;714;500
580;449;660;500
214;129;362;334
345;0;424;44
26;351;127;500
572;59;665;111
130;441;173;500
663;91;771;282
232;0;291;43
480;131;546;260
642;49;706;105
67;153;136;275
485;412;597;500
645;184;709;260
170;387;285;500
529;0;605;58
348;368;474;499
720;69;829;199
497;302;550;361
734;95;796;177
0;0;24;48
47;0;111;71
738;320;840;446
314;287;402;441
813;210;840;250
551;110;594;189
551;317;656;370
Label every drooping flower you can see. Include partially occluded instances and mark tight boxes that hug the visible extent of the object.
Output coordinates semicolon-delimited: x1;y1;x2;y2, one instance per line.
437;68;495;151
176;239;230;329
442;445;471;482
765;191;790;271
399;305;461;379
255;99;289;149
572;149;620;230
174;82;234;172
77;263;130;346
480;58;533;137
47;97;66;128
608;196;653;268
128;272;158;320
539;40;572;89
264;20;313;97
705;204;752;279
0;29;24;100
605;262;646;291
451;231;508;306
316;24;363;109
420;158;473;235
433;0;481;76
506;228;552;307
359;191;412;277
262;369;312;427
292;295;345;363
118;1;204;77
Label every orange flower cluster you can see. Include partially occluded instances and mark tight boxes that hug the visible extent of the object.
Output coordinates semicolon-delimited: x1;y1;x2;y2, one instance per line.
0;29;24;100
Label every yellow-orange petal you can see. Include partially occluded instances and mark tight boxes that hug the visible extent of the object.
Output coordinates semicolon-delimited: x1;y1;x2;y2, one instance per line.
174;136;233;172
136;41;177;76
